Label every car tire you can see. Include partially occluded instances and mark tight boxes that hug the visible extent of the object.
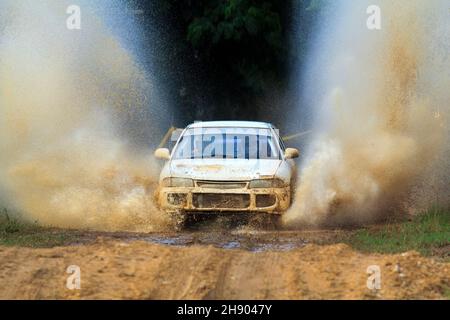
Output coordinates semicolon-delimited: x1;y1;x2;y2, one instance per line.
248;214;282;230
168;211;186;231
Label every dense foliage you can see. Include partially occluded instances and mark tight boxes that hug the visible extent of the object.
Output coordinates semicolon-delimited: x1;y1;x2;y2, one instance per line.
134;0;324;125
186;0;283;93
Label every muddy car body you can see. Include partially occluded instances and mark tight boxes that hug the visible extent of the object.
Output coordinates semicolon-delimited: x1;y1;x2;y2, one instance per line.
155;121;299;218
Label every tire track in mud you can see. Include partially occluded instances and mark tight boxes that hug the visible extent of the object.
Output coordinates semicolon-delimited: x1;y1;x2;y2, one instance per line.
0;239;448;299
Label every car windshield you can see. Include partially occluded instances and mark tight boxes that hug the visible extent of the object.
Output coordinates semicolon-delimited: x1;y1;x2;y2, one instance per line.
172;127;281;160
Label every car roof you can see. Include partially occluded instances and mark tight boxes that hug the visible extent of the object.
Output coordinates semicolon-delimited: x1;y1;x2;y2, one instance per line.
187;121;274;129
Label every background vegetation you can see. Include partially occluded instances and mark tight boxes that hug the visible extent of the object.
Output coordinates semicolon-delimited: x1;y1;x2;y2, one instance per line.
133;0;325;126
347;208;450;258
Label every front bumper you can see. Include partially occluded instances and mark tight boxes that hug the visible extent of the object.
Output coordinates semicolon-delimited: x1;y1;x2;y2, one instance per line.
157;183;290;214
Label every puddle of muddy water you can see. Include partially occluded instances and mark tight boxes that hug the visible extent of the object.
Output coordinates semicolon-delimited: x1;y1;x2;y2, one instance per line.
112;214;313;252
71;216;356;252
122;229;311;252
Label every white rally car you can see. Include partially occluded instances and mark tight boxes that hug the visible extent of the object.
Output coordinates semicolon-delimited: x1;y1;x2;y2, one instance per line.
154;121;299;224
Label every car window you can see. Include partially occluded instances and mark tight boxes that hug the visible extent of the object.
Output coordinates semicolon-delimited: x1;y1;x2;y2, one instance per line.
172;128;281;160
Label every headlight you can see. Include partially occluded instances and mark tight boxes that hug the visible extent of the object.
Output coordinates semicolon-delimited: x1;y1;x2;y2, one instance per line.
249;178;286;188
162;177;194;187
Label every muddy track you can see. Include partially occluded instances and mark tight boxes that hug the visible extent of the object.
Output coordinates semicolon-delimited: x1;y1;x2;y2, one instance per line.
0;232;448;299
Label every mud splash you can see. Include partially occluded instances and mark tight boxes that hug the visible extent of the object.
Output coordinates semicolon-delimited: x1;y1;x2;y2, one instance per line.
284;0;450;226
0;1;168;231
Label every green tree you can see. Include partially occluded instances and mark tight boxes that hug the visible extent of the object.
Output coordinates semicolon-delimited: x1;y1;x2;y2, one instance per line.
186;0;283;93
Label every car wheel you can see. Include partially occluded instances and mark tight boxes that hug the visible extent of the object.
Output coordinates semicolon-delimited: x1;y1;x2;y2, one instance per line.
248;214;282;230
168;211;186;231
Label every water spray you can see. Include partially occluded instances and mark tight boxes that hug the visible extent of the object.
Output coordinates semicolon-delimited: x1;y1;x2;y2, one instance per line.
284;0;450;226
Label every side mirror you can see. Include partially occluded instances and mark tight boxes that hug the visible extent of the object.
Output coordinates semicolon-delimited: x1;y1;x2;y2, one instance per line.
154;148;170;160
285;148;300;159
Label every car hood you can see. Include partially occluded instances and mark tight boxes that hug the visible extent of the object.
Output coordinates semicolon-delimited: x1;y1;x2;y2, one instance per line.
168;159;282;181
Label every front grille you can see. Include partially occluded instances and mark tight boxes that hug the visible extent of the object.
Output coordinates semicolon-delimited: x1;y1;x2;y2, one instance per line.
196;181;247;189
192;193;250;209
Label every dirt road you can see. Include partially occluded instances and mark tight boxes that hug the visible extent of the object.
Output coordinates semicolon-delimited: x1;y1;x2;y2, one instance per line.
0;227;448;299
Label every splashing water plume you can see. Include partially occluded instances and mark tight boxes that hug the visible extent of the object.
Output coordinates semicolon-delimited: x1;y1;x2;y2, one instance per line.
0;1;169;231
284;0;450;226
